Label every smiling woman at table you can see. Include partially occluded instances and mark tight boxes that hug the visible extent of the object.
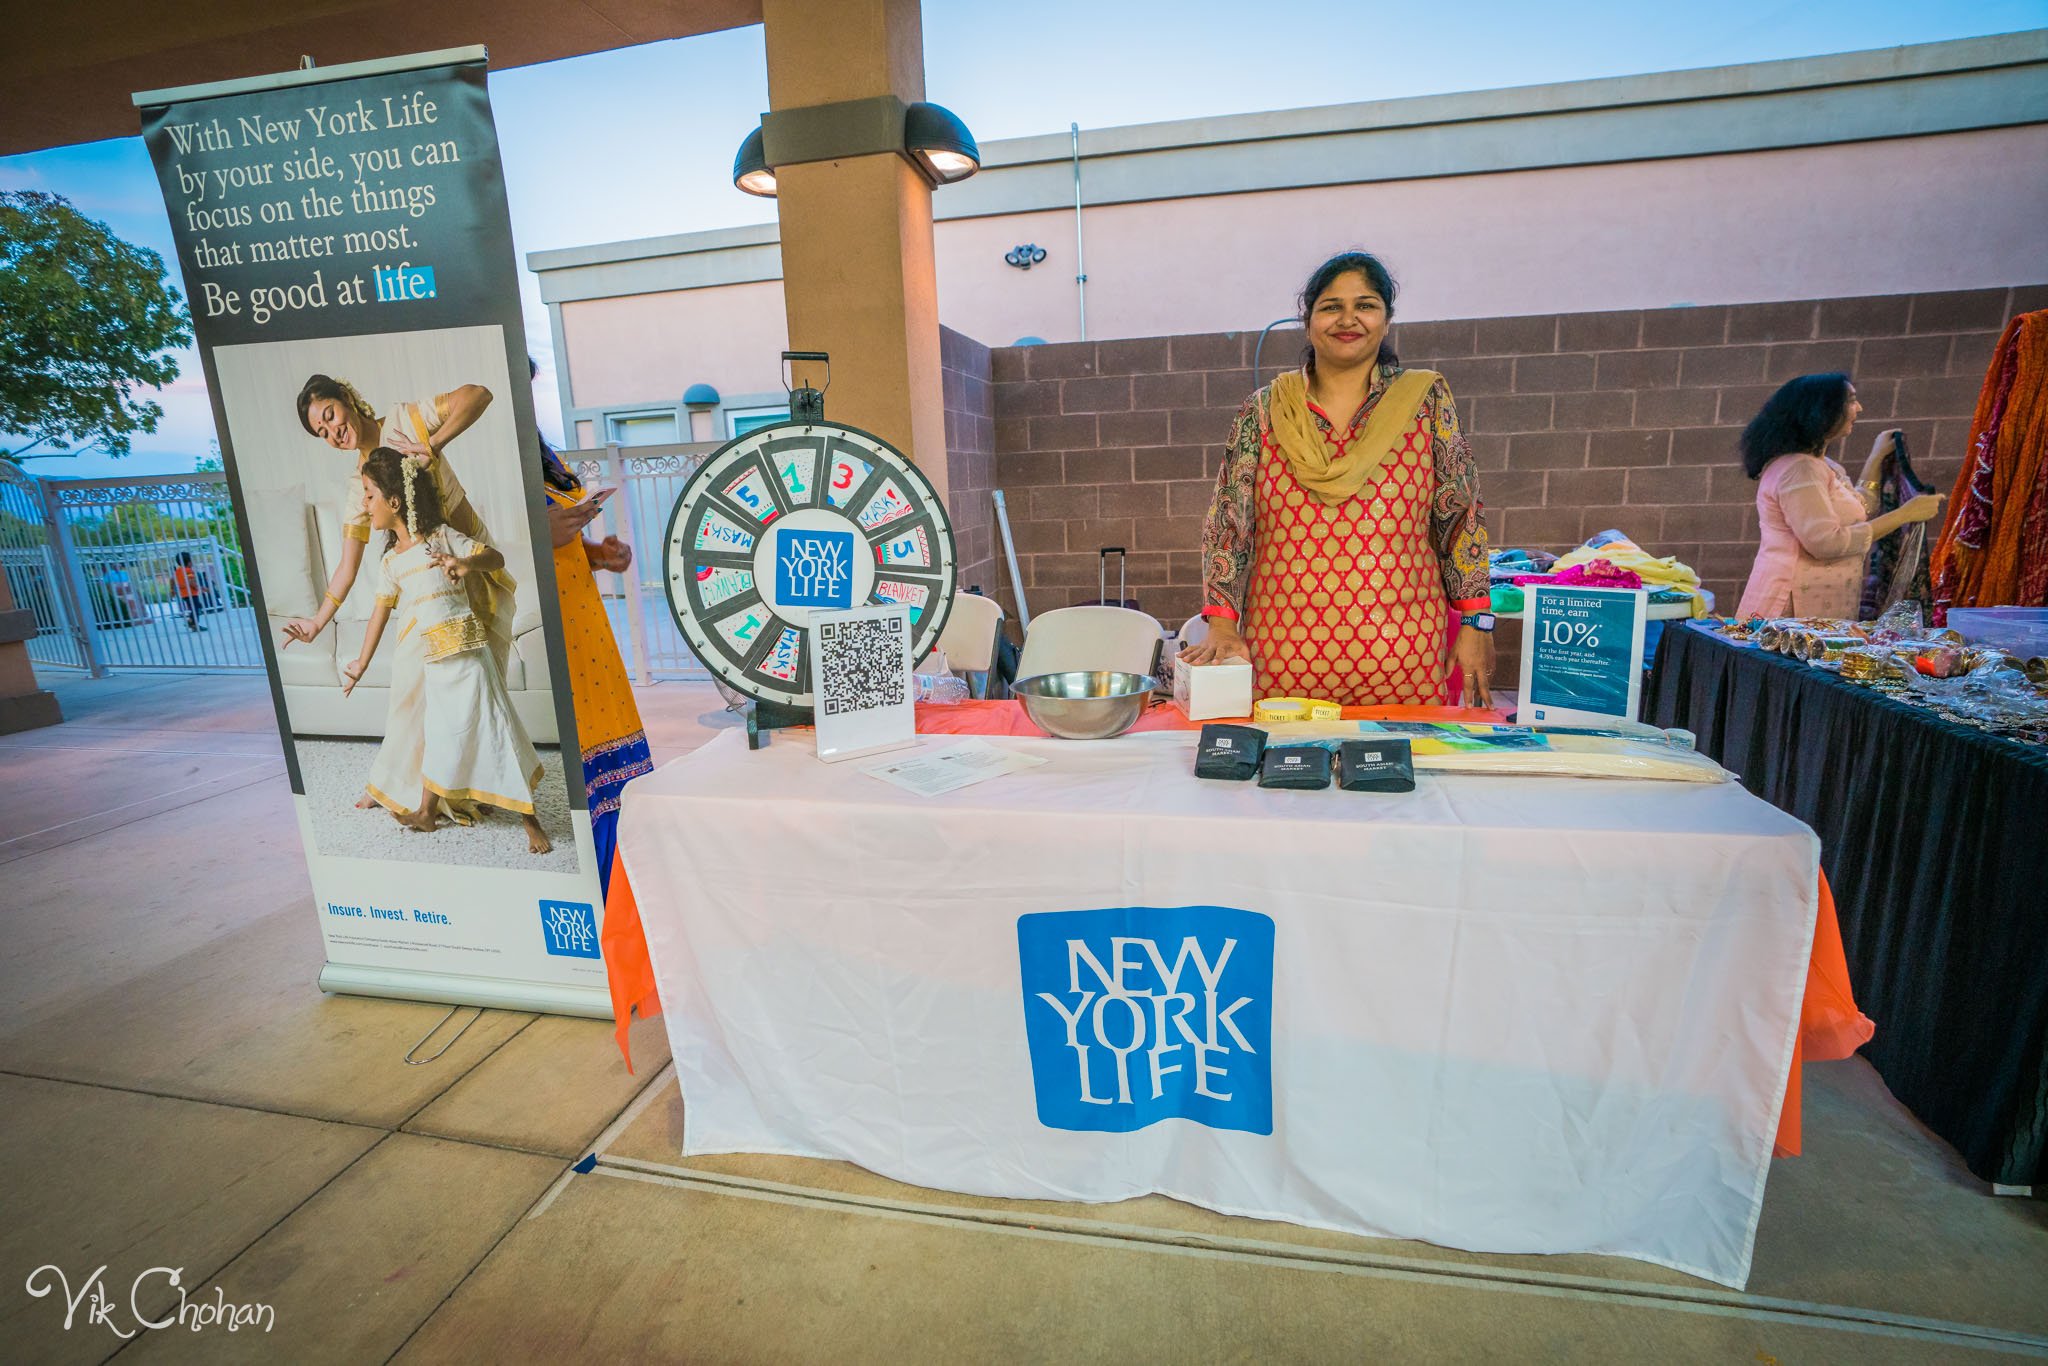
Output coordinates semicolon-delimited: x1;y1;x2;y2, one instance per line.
1180;252;1496;706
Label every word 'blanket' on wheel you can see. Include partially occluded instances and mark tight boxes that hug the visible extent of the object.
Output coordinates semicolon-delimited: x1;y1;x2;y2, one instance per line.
661;420;957;709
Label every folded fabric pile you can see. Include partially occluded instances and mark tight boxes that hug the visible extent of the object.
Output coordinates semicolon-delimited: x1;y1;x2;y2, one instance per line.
1550;532;1709;618
1489;548;1556;583
1511;558;1644;590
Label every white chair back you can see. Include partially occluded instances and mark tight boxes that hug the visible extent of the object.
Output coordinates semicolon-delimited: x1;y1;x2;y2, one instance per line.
938;592;1005;673
1017;605;1163;681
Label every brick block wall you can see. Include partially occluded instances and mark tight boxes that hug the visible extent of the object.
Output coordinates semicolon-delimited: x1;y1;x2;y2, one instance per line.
939;325;998;608
985;286;2046;644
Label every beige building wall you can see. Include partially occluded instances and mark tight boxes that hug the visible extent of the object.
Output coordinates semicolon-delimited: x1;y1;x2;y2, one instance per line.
539;33;2048;440
954;127;2048;342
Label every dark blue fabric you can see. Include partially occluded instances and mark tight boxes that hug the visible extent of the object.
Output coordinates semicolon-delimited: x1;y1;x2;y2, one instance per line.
1650;621;2048;1186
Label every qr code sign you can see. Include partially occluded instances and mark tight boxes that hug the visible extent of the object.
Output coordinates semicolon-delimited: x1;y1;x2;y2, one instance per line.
817;614;908;716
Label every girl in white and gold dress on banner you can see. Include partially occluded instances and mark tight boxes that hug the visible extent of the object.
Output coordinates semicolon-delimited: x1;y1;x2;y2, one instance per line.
343;446;550;854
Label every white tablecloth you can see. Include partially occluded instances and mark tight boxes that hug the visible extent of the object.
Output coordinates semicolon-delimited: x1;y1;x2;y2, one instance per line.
618;729;1819;1287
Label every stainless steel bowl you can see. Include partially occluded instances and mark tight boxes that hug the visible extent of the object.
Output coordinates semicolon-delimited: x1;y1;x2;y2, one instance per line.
1012;671;1158;740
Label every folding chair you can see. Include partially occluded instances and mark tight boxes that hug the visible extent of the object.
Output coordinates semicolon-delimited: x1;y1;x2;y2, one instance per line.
1016;605;1164;682
937;591;1006;699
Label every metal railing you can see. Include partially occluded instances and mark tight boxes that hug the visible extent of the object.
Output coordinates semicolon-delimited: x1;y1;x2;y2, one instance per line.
561;440;719;683
1;466;263;675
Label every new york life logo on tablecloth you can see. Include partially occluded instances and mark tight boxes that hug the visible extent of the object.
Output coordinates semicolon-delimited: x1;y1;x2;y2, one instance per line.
775;527;854;609
1017;906;1274;1134
538;900;600;959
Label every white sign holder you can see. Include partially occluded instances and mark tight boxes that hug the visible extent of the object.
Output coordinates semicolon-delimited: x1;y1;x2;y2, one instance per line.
810;603;918;763
1517;584;1649;728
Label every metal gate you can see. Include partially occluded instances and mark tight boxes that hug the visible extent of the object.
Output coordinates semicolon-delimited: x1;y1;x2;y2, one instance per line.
0;461;90;670
47;475;263;672
0;467;265;675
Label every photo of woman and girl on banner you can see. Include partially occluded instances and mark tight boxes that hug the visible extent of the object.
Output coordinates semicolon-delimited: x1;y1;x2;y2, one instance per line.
212;324;580;873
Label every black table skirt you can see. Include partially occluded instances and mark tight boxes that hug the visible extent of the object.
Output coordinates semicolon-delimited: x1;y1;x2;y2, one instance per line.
1649;622;2048;1187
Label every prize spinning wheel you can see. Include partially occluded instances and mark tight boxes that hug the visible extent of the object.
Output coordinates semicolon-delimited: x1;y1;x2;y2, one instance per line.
662;419;957;710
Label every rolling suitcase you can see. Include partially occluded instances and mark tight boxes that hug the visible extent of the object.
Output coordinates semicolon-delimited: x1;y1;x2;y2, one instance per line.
1076;546;1143;612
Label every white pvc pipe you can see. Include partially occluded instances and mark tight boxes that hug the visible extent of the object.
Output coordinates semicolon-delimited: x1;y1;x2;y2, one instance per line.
992;489;1030;632
1071;123;1088;342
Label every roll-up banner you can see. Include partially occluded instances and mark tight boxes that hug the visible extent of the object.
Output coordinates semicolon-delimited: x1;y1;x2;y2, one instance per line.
135;49;610;1016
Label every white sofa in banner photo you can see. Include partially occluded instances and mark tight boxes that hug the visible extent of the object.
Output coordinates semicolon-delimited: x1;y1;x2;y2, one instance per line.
247;484;559;744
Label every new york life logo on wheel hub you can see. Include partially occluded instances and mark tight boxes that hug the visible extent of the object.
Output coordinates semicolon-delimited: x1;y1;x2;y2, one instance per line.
776;527;855;609
1018;906;1274;1134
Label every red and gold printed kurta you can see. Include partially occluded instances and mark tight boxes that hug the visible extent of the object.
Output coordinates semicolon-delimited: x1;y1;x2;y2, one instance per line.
1201;364;1490;705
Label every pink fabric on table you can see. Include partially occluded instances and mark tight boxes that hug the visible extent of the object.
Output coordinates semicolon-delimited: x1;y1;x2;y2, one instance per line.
1513;560;1645;590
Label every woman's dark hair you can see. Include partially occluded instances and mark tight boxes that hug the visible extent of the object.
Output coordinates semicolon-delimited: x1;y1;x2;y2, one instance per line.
296;373;355;438
538;434;580;494
1299;251;1400;370
359;446;447;553
524;353;581;493
1739;373;1852;479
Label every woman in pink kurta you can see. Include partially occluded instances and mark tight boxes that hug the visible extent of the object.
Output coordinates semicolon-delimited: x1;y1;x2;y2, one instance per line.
1736;373;1944;619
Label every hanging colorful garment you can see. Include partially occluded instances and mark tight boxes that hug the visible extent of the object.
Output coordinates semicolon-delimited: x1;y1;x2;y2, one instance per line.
1859;431;1934;620
1931;310;2048;618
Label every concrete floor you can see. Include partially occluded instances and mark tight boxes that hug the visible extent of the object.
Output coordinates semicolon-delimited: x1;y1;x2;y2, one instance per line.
1;670;2043;1364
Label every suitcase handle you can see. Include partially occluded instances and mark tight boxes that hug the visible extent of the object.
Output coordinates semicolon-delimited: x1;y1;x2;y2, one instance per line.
1099;547;1126;606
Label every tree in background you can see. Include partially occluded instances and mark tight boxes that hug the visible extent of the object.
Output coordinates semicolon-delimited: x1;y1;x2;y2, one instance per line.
0;190;190;465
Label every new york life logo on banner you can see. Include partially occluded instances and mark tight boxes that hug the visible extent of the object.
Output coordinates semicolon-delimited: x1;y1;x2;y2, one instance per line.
1017;906;1275;1134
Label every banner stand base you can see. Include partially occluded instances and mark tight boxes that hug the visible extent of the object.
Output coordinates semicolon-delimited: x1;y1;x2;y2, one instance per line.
317;964;613;1019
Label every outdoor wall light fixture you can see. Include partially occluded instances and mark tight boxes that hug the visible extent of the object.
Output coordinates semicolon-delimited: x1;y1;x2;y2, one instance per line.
1005;244;1047;270
733;126;777;197
683;383;721;408
731;101;979;198
903;102;980;184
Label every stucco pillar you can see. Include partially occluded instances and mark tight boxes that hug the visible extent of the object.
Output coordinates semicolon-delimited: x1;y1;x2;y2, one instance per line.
761;0;949;502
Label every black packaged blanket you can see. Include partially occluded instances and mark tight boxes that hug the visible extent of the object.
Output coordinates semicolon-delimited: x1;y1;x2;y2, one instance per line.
1258;744;1332;790
1339;737;1416;793
1194;723;1265;781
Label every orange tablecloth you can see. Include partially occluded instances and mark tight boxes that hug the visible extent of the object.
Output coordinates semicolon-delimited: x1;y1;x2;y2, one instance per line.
602;700;1872;1157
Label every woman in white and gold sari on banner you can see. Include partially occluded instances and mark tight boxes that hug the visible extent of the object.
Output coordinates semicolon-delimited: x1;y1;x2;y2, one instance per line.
279;373;517;685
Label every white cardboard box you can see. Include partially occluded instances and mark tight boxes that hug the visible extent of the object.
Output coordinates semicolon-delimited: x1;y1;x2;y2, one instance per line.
1172;655;1255;721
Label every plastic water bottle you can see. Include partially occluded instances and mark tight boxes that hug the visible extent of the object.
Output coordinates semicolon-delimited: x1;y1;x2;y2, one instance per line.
914;673;969;704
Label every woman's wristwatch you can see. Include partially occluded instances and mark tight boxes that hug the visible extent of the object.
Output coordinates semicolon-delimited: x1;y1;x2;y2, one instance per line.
1460;612;1496;632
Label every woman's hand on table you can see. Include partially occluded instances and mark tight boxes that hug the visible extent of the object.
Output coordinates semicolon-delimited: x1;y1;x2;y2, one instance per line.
1454;625;1495;708
1181;616;1251;666
547;497;603;548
